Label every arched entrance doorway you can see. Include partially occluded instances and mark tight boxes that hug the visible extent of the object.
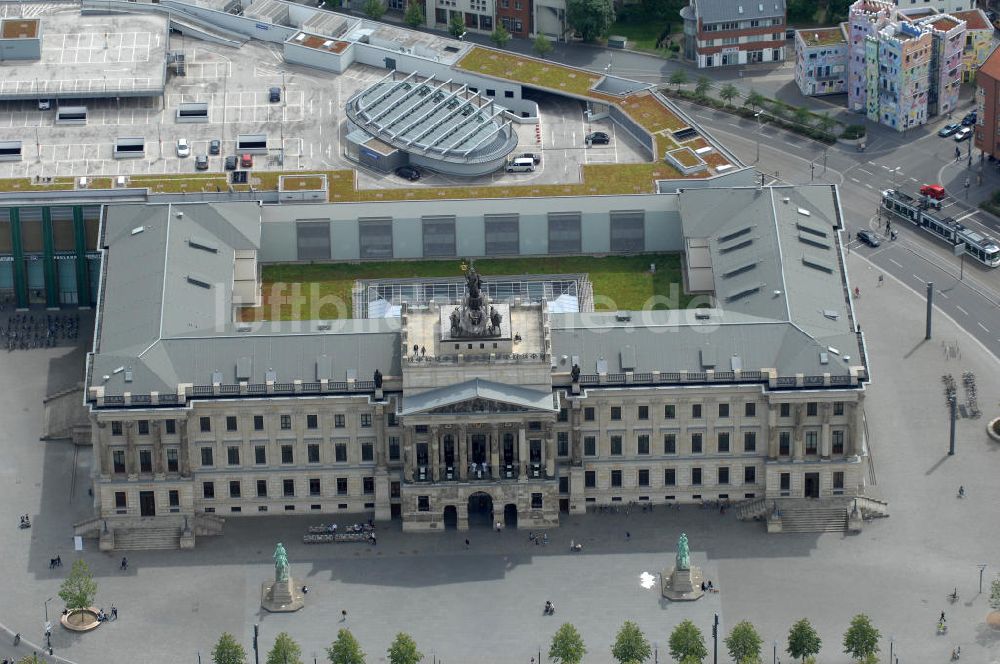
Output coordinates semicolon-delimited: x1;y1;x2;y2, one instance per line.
443;505;458;529
467;492;494;528
503;503;518;529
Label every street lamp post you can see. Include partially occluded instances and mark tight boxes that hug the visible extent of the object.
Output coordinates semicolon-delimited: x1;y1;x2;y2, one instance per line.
754;111;763;163
889;636;894;663
773;640;778;664
979;564;988;594
44;596;52;622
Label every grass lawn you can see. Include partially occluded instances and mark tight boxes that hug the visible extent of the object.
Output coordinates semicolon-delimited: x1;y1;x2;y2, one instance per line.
607;19;669;52
243;254;690;321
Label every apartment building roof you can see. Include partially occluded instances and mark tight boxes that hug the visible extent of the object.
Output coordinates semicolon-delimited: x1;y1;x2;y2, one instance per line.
920;14;963;32
691;0;787;23
798;26;847;47
951;8;991;31
980;42;1000;81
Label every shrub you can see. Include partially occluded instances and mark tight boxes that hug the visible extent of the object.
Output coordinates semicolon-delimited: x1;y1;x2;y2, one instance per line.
841;124;866;140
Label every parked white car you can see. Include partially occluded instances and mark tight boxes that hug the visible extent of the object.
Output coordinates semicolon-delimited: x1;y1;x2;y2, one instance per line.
176;138;190;157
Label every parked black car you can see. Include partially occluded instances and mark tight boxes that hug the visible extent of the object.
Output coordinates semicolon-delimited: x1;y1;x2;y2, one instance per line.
395;165;420;181
224;155;238;170
856;230;881;247
586;131;610;145
961;111;977;126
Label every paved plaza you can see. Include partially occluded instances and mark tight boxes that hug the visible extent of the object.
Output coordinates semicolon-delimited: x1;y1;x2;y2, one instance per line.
0;250;998;664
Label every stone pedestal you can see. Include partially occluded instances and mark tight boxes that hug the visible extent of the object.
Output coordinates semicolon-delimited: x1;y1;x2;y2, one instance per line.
179;529;196;549
661;566;705;601
261;577;304;612
99;529;114;551
847;507;864;534
766;512;783;533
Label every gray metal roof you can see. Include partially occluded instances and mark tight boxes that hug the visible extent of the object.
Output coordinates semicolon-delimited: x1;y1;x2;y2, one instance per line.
400;378;558;415
693;0;787;23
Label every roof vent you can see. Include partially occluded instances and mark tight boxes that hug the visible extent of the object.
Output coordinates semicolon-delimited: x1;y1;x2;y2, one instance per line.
113;366;124;375
236;323;252;332
820;352;829;365
317;321;332;330
188;237;219;253
760;3;764;10
265;369;277;382
823;309;840;320
186;275;212;289
738;5;743;12
615;312;632;322
797;207;811;216
130;226;145;236
773;290;782;297
596;356;608;374
695;310;711;320
295;33;305;41
176;211;184;218
124;368;133;383
827;346;841;356
782;197;790;203
211;370;223;384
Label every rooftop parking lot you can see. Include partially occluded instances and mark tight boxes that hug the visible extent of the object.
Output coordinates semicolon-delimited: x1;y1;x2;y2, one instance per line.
0;29;651;188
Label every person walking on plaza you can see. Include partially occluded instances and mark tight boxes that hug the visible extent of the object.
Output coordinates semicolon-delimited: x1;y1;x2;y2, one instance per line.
341;609;347;622
120;557;128;571
878;274;884;287
465;538;470;550
111;605;118;620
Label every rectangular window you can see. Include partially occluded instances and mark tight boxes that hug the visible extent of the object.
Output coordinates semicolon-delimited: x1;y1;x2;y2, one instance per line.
115;491;127;509
832;430;845;455
584;407;595;421
169;490;179;508
201;447;214;467
137;420;150;436
484;214;520;255
283;479;295;497
638;469;650;486
609;210;645;252
610;435;623;456
229;480;241;498
611;470;622;487
692;468;702;485
307;414;318;430
358;217;393;259
637;405;649;420
165;419;176;435
200;416;211;432
226;416;237;432
257;480;268;497
637;434;649;455
531;493;543;509
166;448;178;473
363;477;375;494
335;444;347;462
744;466;756;484
807;402;818;417
584;470;596;487
422;215;456;257
418;496;430;511
547;212;582;253
557;408;569;422
743;431;757;452
664;404;676;419
308;443;320;463
280;415;291;430
780;473;790;491
833;471;844;490
745;402;756;417
779;431;791;456
139;449;152;473
691;433;703;454
227;446;240;466
360;414;372;428
111;421;123;436
361;443;374;462
664;468;676;486
718;467;730;485
113;449;126;474
717;432;730;453
664;434;676;454
805;431;819;455
296;220;331;261
309;478;321;496
387;413;398;427
779;403;790;418
254;445;266;465
335;414;346;428
253;415;264;431
557;432;569;457
388;436;400;461
337;478;348;495
584;436;596;456
718;403;730;418
610;406;621;420
834;401;845;416
691;404;702;419
203;481;215;499
281;445;293;464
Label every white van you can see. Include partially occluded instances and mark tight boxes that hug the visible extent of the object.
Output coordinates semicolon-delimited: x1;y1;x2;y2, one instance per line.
505;157;535;173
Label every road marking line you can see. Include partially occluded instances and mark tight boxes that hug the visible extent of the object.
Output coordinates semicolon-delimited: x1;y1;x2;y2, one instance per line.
955;305;969;316
955;211;976;222
858;168;874;176
909;177;918;183
912;274;924;282
881;165;892;171
889;258;903;268
865;184;873;189
938;291;949;299
978;322;989;332
850;177;860;183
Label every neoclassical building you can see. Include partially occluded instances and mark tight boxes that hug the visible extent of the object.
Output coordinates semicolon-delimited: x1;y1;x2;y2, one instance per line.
80;181;872;548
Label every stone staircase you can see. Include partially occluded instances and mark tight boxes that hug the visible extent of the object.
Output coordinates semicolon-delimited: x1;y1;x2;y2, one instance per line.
194;513;226;537
775;501;848;533
111;527;183;550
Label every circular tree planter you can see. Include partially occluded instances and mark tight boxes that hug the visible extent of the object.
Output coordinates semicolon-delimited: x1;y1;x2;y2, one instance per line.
60;607;101;632
988;417;1000;443
987;611;1000;629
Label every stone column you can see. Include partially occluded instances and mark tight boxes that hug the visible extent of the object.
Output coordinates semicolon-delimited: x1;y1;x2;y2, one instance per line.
96;418;111;478
820;403;832;459
458;424;468;480
430;426;440;482
792;404;804;461
178;419;191;477
570;403;582;465
704;397;715;453
517;427;528;479
153;420;165;478
125;422;137;478
544;426;556;478
848;399;863;456
766;405;778;459
402;426;414;482
375;404;387;469
490;424;500;479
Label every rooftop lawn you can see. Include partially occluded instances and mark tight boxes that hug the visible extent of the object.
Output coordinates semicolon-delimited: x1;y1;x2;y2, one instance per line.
241;254;690;321
128;173;230;193
457;47;601;98
618;92;687;133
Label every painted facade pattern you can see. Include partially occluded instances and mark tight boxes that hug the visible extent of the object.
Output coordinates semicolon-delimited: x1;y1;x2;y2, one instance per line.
920;16;965;116
794;29;849;96
958;18;994;82
848;0;895;113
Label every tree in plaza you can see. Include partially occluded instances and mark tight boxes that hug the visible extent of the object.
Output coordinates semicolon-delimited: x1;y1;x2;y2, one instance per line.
549;623;587;664
448;13;467;38
786;618;821;663
719;83;739;107
213;632;248;664
842;614;880;663
816;112;836;135
694;76;711;98
566;0;615;42
668;69;688;91
533;33;554;58
327;629;366;664
18;655;47;664
724;621;763;664
669;619;708;663
362;0;385;20
744;89;765;112
58;559;97;611
991;574;1000;609
490;25;512;48
267;632;303;664
386;633;422;664
611;620;651;664
403;0;425;27
792;105;812;126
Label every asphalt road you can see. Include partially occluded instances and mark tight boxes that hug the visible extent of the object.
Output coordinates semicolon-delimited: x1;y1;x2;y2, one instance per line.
672;98;1000;360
